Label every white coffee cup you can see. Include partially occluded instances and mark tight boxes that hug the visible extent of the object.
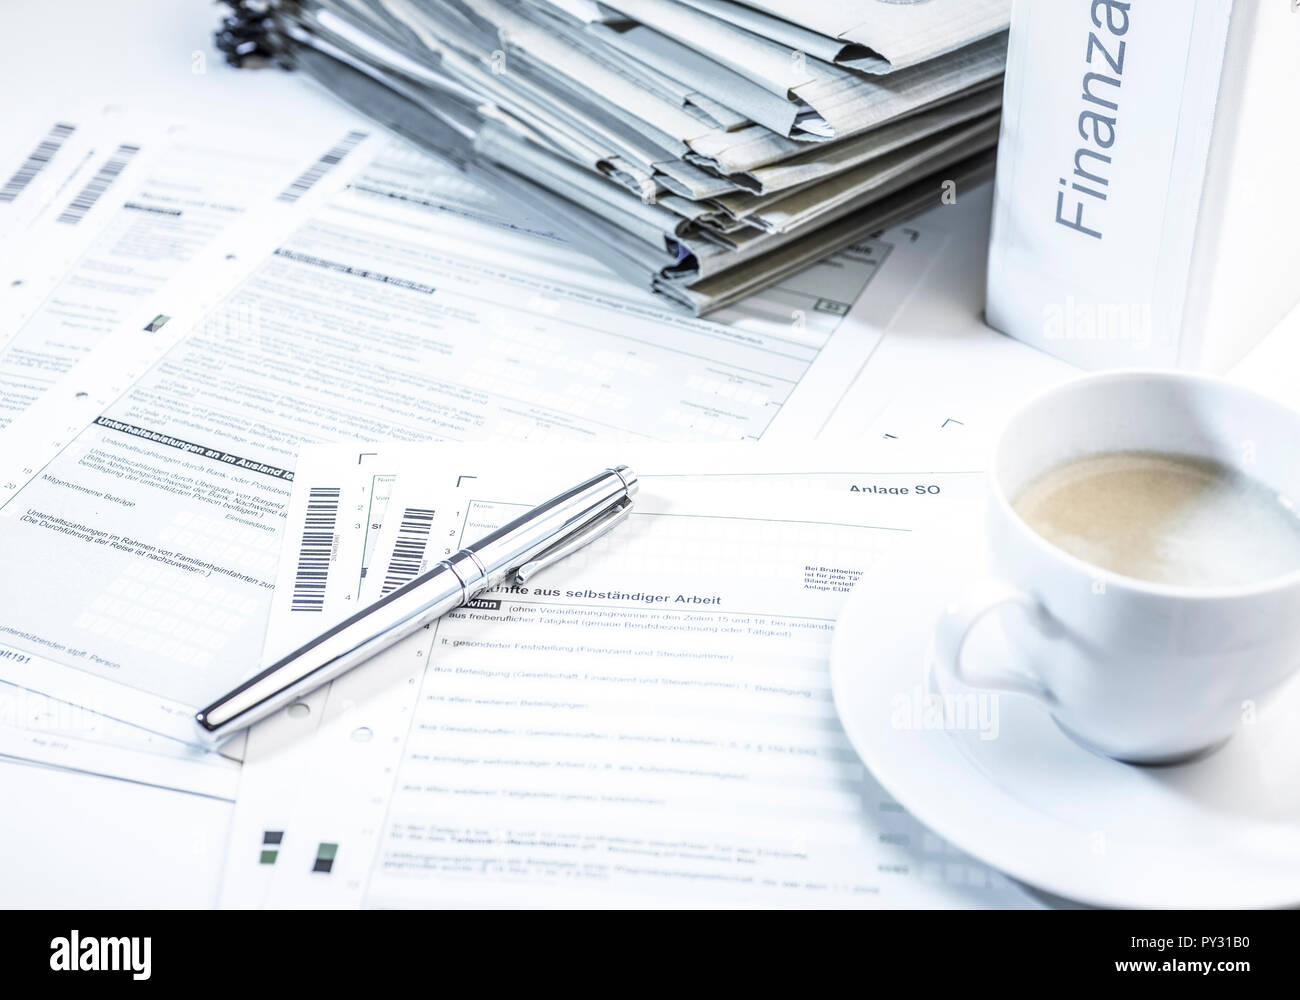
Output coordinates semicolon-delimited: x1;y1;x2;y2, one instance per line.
934;370;1300;764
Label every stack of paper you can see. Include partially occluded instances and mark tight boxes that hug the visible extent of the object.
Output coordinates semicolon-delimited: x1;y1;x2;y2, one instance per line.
217;0;1008;313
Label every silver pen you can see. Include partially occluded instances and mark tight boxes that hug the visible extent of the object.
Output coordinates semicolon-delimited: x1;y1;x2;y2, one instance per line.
195;465;637;744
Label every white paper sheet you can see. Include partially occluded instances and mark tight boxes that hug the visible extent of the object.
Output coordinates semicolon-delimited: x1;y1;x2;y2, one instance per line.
0;111;375;428
0;122;385;791
814;179;1079;447
220;441;1036;907
0;756;232;908
0;112;109;255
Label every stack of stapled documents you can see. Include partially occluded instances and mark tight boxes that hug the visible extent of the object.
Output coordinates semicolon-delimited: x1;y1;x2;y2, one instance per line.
218;0;1009;314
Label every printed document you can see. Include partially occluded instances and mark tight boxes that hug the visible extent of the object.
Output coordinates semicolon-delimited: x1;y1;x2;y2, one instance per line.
1;111;375;427
0;136;944;753
0;121;385;786
219;441;1036;907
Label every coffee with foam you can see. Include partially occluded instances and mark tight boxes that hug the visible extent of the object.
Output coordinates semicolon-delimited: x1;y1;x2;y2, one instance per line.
1013;451;1300;588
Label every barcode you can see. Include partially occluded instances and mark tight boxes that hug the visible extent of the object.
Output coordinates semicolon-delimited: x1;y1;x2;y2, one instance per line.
380;506;437;595
0;122;76;204
276;130;368;203
56;143;140;224
290;487;341;612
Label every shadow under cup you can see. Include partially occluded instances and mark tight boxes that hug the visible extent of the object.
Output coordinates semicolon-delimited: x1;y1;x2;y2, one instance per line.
987;371;1300;764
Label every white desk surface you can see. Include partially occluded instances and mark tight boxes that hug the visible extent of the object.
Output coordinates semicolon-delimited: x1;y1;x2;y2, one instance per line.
2;0;1298;908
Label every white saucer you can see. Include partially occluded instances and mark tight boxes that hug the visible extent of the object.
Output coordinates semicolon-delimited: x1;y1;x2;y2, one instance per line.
829;511;1300;909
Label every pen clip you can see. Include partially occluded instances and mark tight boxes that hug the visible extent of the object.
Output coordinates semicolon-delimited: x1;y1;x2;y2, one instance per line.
514;496;633;584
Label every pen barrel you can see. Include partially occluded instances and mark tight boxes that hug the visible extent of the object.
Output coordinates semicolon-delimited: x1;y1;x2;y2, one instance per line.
194;466;638;744
465;466;638;580
194;561;468;742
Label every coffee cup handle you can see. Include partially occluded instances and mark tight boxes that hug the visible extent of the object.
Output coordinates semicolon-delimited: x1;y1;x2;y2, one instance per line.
933;579;1057;704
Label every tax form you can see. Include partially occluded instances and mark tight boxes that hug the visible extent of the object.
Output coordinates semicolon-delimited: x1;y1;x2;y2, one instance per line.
0;110;375;427
0;114;101;251
220;442;1035;908
0;134;945;761
0;123;386;789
